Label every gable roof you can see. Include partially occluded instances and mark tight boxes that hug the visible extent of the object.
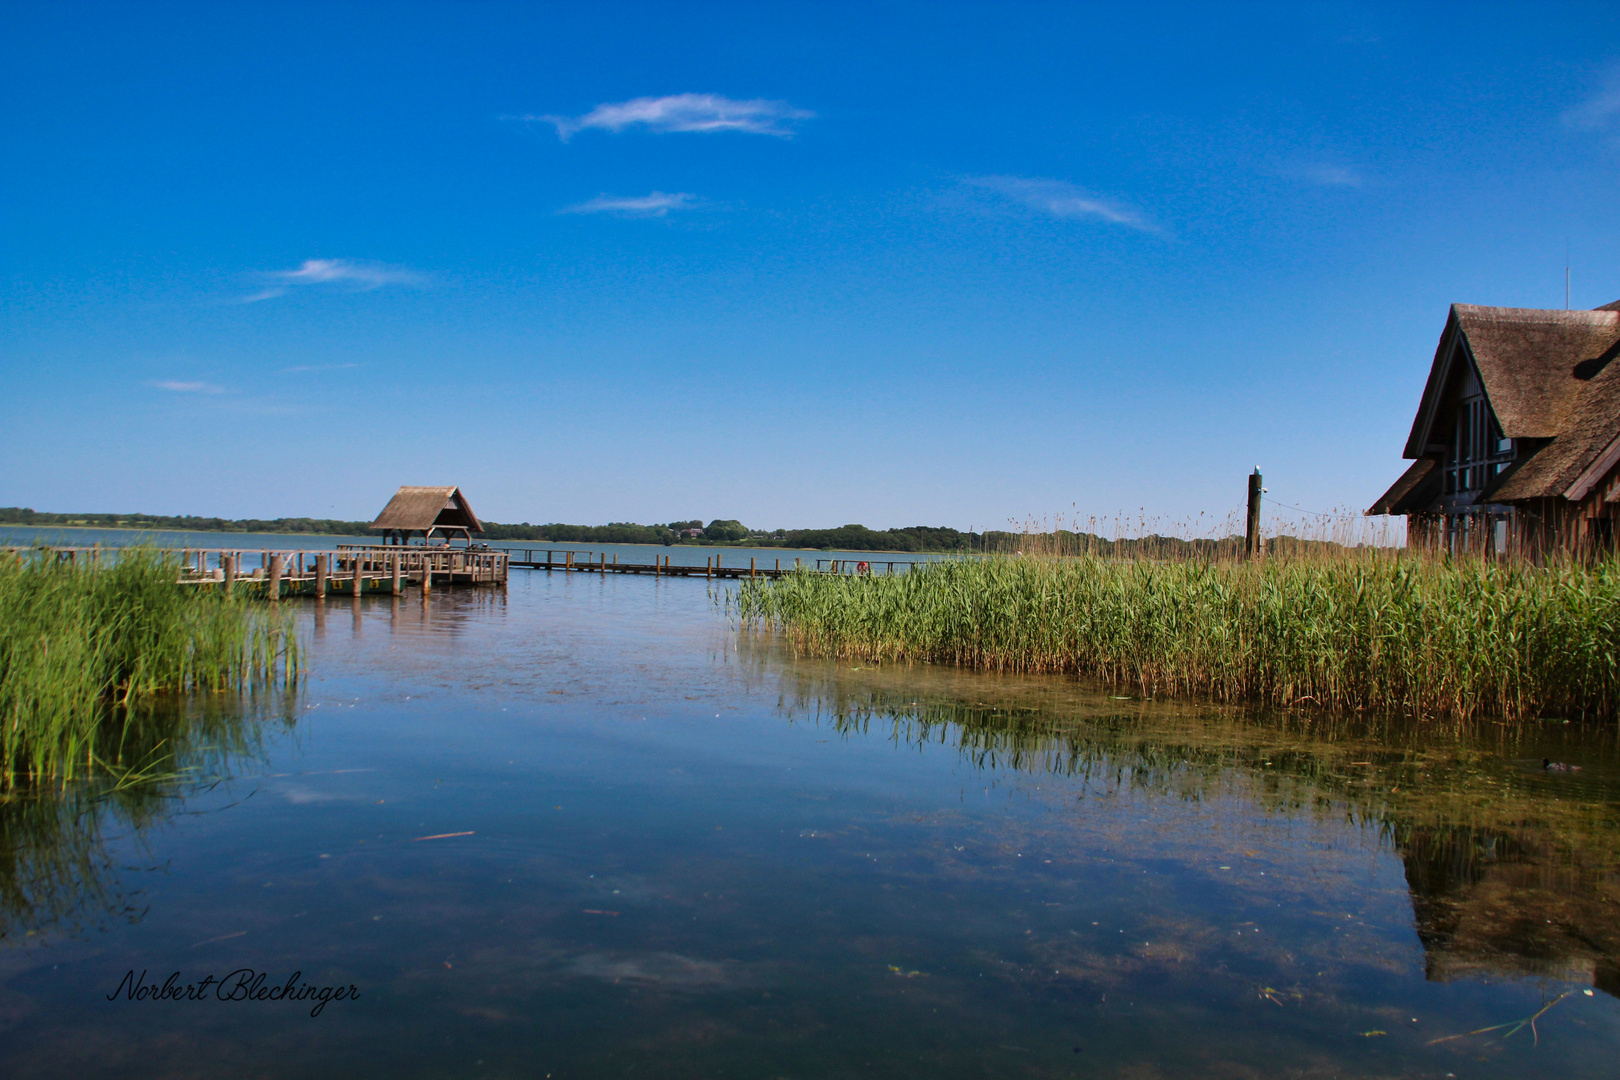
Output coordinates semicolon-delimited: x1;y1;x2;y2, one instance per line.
1404;305;1620;457
370;486;484;533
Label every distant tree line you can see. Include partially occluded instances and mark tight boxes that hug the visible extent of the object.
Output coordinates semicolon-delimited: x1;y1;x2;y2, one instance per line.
3;508;1326;556
0;507;374;535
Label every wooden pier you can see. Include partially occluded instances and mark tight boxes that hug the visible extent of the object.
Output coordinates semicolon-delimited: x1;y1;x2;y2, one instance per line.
11;546;508;598
504;550;922;579
10;545;923;597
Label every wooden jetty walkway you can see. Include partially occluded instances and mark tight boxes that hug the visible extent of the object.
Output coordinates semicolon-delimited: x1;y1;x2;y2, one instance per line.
505;549;922;579
13;546;507;598
11;545;922;598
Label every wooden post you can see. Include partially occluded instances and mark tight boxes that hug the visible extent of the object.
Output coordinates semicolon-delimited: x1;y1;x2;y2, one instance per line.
750;557;756;578
775;559;780;574
268;553;282;599
316;553;328;598
1246;469;1263;560
422;554;433;594
353;550;364;596
222;554;235;594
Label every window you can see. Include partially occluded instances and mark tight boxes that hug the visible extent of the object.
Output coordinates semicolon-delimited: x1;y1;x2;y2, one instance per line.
1444;393;1512;495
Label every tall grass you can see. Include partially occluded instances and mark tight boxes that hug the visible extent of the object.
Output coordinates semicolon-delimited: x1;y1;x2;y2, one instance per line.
733;551;1620;723
0;548;300;786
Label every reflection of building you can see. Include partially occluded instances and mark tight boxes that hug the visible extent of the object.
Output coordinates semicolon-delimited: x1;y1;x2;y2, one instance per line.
1397;825;1619;997
370;485;485;546
1369;300;1620;557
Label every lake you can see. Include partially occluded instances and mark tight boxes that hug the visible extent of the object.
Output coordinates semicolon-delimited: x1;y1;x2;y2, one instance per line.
1;545;1616;1077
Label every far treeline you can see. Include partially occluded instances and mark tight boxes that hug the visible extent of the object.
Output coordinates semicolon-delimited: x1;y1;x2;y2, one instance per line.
1;508;1310;556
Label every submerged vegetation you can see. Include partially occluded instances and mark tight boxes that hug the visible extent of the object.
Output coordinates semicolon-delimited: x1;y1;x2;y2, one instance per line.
734;552;1620;723
0;548;299;787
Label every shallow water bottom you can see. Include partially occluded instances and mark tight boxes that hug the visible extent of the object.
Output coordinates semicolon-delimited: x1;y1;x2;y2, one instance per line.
1;570;1616;1078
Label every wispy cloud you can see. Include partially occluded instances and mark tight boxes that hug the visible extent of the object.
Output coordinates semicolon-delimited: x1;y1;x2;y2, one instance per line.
520;93;813;141
560;191;701;218
960;175;1159;233
279;362;362;374
1282;163;1363;187
1564;66;1620;131
238;259;423;303
150;380;226;394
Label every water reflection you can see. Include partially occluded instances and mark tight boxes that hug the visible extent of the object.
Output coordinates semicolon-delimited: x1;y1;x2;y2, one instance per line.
0;692;295;942
761;647;1620;999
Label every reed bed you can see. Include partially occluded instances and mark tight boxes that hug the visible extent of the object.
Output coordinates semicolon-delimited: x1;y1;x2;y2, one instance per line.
733;552;1620;723
0;548;299;787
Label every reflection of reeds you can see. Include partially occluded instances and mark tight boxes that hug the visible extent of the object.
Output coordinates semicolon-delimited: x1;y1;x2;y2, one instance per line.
0;548;300;787
0;689;295;940
734;551;1620;723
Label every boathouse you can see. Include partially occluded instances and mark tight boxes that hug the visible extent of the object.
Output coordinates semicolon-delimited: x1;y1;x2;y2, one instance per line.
1369;299;1620;557
370;485;485;546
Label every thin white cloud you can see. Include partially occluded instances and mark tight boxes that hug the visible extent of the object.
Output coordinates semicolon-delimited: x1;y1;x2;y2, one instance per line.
961;175;1159;233
560;191;701;217
237;259;423;303
521;93;813;141
279;362;362;373
1283;163;1363;187
151;380;226;394
1564;67;1620;130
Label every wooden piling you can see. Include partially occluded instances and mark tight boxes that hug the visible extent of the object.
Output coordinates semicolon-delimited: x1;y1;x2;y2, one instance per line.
1246;470;1264;560
391;553;401;594
353;550;363;596
315;553;328;598
222;554;235;594
268;553;282;599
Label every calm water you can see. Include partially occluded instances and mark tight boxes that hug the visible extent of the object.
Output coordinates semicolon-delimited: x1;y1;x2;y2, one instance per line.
1;566;1617;1077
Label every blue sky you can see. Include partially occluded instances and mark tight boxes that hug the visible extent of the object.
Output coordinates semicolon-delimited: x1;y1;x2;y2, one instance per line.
3;1;1617;533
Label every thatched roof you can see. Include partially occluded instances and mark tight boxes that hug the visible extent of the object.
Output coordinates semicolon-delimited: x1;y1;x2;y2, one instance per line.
1368;458;1438;515
1489;353;1620;501
1374;300;1620;510
370;486;484;534
1404;305;1620;454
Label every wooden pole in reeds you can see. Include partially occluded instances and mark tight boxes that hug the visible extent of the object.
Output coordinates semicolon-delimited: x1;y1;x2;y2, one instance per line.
268;553;282;599
1246;469;1264;560
315;554;328;598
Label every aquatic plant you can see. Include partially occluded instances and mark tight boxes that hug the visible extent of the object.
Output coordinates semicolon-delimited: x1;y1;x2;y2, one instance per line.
0;548;300;786
733;552;1620;723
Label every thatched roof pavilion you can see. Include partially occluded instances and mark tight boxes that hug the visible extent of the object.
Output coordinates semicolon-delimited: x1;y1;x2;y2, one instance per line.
370;486;484;545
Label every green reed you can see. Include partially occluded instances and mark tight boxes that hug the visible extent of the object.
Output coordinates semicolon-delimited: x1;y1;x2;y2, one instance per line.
0;548;300;787
733;552;1620;723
